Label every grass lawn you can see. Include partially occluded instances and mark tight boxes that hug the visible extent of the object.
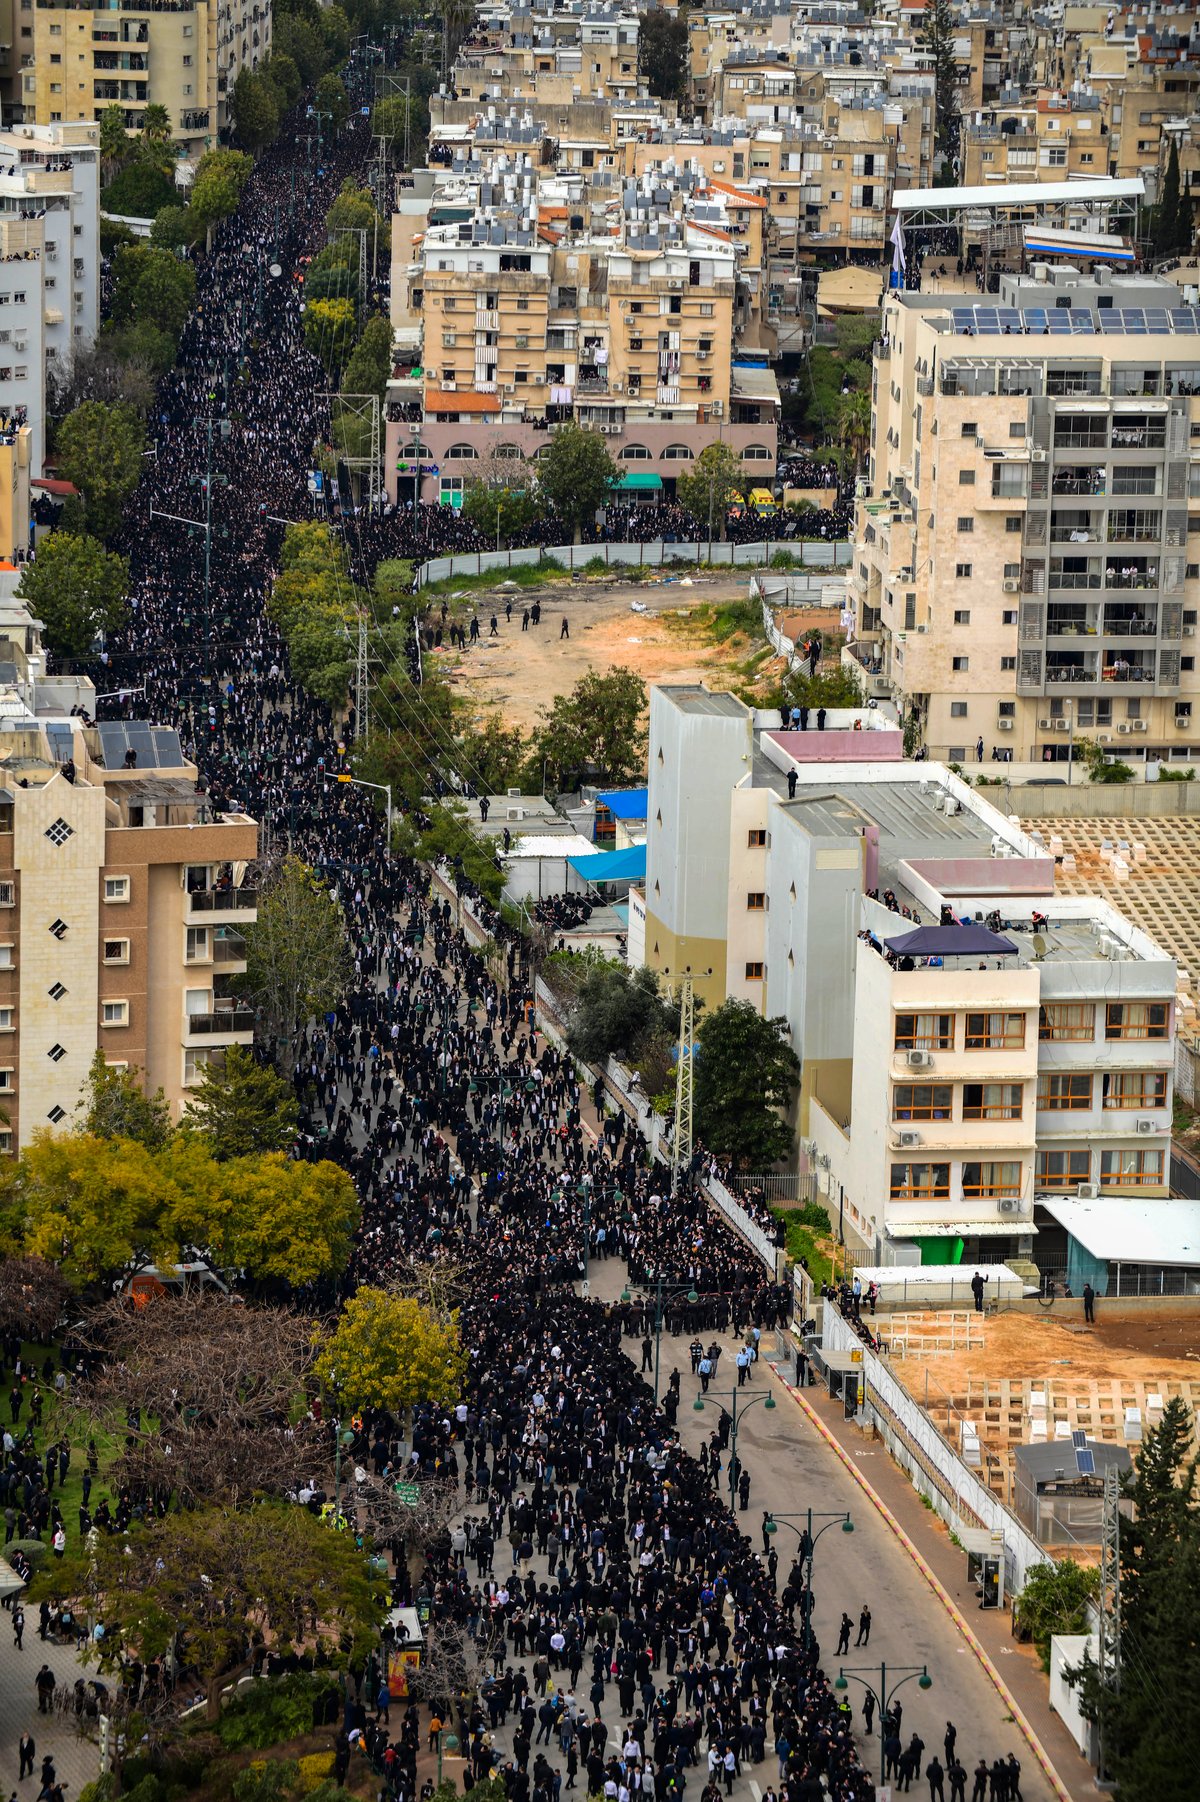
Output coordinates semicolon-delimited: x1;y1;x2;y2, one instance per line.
8;1338;121;1549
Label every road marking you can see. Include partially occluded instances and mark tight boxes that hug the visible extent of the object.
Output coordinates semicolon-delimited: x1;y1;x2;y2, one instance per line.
749;1785;761;1802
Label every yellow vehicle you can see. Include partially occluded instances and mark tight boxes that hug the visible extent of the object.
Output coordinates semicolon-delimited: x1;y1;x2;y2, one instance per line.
748;488;777;516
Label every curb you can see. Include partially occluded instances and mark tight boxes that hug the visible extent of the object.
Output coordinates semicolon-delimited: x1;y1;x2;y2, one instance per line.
768;1363;1075;1802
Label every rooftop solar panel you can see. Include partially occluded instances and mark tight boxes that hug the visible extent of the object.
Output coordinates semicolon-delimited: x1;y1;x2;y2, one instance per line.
1072;1429;1087;1449
1076;1449;1096;1476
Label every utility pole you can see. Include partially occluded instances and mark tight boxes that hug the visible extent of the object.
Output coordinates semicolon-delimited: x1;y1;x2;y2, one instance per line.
355;607;370;746
671;973;695;1195
1097;1460;1122;1778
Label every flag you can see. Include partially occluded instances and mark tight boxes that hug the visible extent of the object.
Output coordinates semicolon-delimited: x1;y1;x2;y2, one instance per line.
889;213;906;289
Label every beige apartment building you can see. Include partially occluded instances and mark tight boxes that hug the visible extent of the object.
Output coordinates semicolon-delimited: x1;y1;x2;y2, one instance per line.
0;694;257;1151
848;265;1200;766
26;0;269;153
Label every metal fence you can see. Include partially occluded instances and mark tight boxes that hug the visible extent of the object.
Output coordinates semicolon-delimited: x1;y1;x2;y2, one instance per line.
730;1172;807;1205
416;539;853;588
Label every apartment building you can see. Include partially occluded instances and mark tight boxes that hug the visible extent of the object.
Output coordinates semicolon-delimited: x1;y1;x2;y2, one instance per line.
0;422;30;560
26;0;269;155
397;150;779;505
640;688;1179;1269
0;595;258;1148
847;264;1200;765
0;120;99;479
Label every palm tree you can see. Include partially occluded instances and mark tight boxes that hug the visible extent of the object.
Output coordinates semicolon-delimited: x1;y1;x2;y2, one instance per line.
836;391;873;471
140;102;172;144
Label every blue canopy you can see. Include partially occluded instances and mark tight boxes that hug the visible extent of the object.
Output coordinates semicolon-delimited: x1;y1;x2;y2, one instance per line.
567;845;647;883
884;922;1018;958
597;787;649;820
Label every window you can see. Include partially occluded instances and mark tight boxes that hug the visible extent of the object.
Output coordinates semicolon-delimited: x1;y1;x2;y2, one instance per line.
961;423;977;438
957;518;974;533
619;444;651;461
744;962;764;980
184;1048;214;1086
0;946;12;970
1036;1148;1091;1188
0;1069;11;1093
0;1129;10;1155
104;875;129;903
47;982;67;1003
1009;421;1027;439
1103;1072;1168;1110
1038;1073;1092;1111
952;656;970;672
103;938;129;965
890;1163;950;1200
962;1161;1022;1199
47;1043;67;1063
958;470;975;486
892;1083;952;1120
746;892;766;911
950;702;968;718
48;918;68;940
1105;1002;1168;1040
1039;1002;1095;1041
0;881;14;906
1002;608;1018;624
44;818;73;846
1006;516;1022;533
963;1082;1023;1119
1099;1148;1164;1187
965;1012;1025;1050
186;927;209;962
1001;656;1016;671
954;610;971;626
747;829;767;847
894;1013;953;1051
47;1106;66;1126
0;1008;12;1031
101;1001;129;1027
955;563;973;579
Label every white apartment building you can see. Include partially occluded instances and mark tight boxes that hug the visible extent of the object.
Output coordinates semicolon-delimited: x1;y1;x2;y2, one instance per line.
0;120;99;477
848;266;1200;765
641;685;1179;1272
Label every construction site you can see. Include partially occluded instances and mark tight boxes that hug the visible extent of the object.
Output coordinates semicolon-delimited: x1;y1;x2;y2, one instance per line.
880;1304;1200;1546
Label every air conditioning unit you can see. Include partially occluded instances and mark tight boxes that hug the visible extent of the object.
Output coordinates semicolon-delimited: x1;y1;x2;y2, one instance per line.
711;401;723;417
1185;626;1196;638
897;1129;921;1148
666;278;683;290
505;806;523;821
1055;719;1069;730
1176;715;1191;728
1131;720;1147;733
998;1197;1022;1215
1030;449;1047;462
1117;723;1131;734
502;383;515;394
1076;1182;1100;1200
515;335;528;348
697;350;709;359
998;717;1014;730
1136;1118;1159;1134
915;623;928;634
1002;579;1020;593
1038;718;1053;729
905;1048;933;1069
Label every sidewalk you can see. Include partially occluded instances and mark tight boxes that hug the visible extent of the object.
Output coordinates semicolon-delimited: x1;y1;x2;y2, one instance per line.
0;1618;102;1793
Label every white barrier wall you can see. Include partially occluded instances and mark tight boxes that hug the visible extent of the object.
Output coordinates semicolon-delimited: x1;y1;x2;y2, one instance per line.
416;541;854;587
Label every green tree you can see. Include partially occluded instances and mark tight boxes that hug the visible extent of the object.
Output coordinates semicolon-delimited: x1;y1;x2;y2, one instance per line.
373;91;429;159
272;14;328;84
304;296;358;374
54;400;146;540
1015;1560;1101;1669
326;181;380;236
316;1286;466;1416
567;961;671;1066
637;9;689;103
79;1049;173;1151
537;423;616;542
675;441;745;540
1155;140;1181;255
387;801;504;906
149;204;199;252
16;532;129;655
1070;1398;1200;1801
315;72;351;131
461;479;540;548
319;4;352;65
241;856;352;1073
190;148;253;242
263;51;303;110
458;712;529;793
340;313;393;403
920;0;960;169
109;243;197;343
530;666;647;789
32;1505;383;1719
139;102;172;143
694;1000;800;1169
184;1044;299;1160
10;1131;173;1285
99;103;132;181
230;66;281;150
101;161;177;219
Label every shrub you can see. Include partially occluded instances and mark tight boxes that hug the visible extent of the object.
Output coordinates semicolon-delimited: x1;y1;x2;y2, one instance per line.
796;1202;831;1232
216;1674;341;1751
1156;765;1194;782
8;1538;48;1571
297;1755;335;1795
583;556;608;575
769;550;797;568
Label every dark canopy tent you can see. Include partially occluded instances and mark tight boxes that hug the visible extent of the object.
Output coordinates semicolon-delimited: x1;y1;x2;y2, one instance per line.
883;923;1019;958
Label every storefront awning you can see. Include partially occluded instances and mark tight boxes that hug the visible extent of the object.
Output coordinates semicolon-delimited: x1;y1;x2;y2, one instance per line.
885;1219;1038;1238
615;472;662;492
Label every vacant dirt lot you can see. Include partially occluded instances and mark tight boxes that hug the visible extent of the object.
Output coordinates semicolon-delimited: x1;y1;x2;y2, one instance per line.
426;573;767;729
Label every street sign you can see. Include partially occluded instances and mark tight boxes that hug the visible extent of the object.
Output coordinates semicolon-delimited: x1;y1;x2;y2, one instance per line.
394;1481;420;1507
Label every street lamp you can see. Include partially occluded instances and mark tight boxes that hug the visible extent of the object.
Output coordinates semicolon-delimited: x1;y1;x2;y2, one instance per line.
834;1665;932;1786
437;1730;460;1787
335;772;393;844
763;1509;855;1652
333;1424;355;1527
620;1277;700;1404
693;1386;776;1506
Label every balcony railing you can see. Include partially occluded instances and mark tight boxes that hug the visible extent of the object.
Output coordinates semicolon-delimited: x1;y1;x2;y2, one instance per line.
212;930;248;965
186;885;257;913
186;1006;256;1036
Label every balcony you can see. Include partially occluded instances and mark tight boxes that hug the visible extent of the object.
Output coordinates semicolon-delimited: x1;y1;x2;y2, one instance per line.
184;1005;256;1042
1104;561;1158;590
1046;654;1099;685
1052;467;1106;497
1111;419;1166;450
1046;605;1097;637
1103;606;1158;637
1050;513;1103;544
1101;655;1157;684
575;373;609;395
185;884;257;921
212;927;248;968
